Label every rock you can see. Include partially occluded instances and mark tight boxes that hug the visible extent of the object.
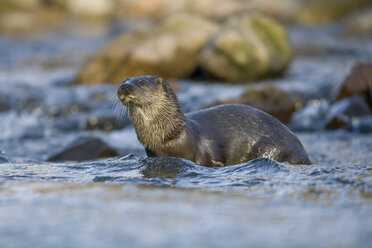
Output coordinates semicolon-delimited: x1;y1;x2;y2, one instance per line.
199;14;291;83
332;63;372;104
206;85;299;123
325;95;371;130
47;137;118;162
351;116;372;133
343;7;372;36
325;114;350;130
75;14;218;84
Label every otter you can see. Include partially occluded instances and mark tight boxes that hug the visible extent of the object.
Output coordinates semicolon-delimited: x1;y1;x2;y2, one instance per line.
117;76;311;167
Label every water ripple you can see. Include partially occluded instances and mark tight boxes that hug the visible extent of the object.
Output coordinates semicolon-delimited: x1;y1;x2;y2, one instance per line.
1;154;370;199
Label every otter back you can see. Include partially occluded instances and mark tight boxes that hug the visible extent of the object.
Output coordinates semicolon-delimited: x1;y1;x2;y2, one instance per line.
184;104;311;166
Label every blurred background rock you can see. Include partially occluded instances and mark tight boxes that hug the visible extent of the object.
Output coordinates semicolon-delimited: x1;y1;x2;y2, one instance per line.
2;0;371;27
1;0;371;83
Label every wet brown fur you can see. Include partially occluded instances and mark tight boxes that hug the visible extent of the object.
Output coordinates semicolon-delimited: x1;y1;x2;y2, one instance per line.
118;76;311;167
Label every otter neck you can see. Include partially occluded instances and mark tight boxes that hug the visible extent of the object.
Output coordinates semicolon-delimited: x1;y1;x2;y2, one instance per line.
128;101;186;150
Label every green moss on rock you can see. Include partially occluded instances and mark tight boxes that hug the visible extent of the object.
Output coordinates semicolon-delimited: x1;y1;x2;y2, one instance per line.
199;14;292;83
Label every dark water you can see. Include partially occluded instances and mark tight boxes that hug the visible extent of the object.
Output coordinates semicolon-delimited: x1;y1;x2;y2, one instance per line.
0;23;372;247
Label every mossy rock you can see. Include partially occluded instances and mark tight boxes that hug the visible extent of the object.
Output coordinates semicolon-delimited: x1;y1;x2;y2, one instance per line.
199;14;292;83
205;85;300;123
75;13;218;84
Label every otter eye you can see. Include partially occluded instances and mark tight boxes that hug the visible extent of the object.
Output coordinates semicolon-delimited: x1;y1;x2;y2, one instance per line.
154;77;162;85
138;80;146;86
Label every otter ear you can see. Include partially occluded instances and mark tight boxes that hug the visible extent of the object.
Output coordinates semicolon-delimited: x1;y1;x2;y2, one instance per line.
154;77;163;85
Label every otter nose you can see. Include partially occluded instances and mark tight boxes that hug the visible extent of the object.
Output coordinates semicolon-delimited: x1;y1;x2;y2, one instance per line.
118;83;133;96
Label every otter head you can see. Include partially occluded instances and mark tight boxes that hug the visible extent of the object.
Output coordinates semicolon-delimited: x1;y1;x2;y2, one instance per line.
117;76;182;112
117;76;163;107
117;76;185;147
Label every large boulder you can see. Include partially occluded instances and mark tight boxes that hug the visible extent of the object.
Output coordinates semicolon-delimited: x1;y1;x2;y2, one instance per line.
205;85;299;123
199;14;292;83
75;14;218;84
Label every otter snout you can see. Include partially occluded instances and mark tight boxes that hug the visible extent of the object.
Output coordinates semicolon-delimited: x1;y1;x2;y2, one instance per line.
117;83;135;101
118;83;133;95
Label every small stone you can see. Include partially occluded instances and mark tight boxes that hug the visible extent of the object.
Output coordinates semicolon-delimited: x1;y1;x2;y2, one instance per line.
332;63;372;105
325;114;349;130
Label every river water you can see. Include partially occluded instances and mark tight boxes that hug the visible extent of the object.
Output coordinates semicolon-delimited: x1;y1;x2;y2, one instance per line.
0;23;372;248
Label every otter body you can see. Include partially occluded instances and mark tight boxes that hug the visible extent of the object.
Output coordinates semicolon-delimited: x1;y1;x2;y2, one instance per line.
118;76;311;167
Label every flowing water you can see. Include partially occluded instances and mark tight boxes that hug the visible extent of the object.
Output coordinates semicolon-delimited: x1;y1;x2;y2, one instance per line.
0;24;372;248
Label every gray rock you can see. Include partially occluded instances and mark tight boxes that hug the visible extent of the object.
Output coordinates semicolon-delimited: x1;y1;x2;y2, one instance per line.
332;62;372;105
47;137;119;162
